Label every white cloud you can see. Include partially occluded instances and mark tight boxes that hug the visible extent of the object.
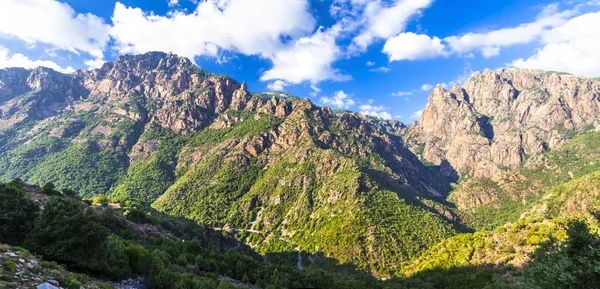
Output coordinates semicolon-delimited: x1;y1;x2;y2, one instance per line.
358;99;392;119
444;4;576;58
309;84;321;97
411;109;423;119
383;32;447;61
111;1;315;60
366;61;375;66
267;80;287;91
84;57;106;69
420;84;433;91
0;0;110;59
359;101;392;119
260;26;351;84
168;0;179;7
361;110;393;120
0;46;74;73
369;66;391;72
392;91;412;97
350;0;434;53
111;0;357;85
320;90;355;109
511;11;600;77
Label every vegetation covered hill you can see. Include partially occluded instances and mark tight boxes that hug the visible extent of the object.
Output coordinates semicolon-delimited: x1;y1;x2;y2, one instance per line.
3;179;600;289
451;131;600;229
0;52;458;277
2;53;600;288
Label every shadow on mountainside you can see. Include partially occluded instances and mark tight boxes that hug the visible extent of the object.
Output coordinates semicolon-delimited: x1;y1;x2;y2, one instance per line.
5;179;600;289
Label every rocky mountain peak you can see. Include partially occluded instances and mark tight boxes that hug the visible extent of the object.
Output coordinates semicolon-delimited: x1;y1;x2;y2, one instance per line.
406;67;600;178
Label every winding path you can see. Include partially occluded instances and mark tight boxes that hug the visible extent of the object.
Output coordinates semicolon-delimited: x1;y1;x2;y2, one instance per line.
213;226;304;270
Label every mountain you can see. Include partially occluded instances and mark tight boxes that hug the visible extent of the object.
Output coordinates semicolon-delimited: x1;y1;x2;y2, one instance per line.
2;52;600;287
403;68;600;179
0;52;458;277
403;68;600;228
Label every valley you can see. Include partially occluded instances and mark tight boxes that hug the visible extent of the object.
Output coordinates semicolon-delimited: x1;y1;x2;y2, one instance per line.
1;52;600;288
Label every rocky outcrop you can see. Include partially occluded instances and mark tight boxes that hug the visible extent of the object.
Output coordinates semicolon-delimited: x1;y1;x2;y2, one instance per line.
405;68;600;178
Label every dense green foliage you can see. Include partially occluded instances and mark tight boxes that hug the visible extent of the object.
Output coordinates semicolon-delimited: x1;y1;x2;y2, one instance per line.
112;111;281;203
5;181;600;289
519;219;600;289
0;182;38;245
402;219;567;276
24;197;121;274
455;131;600;229
26;141;127;197
0;182;456;289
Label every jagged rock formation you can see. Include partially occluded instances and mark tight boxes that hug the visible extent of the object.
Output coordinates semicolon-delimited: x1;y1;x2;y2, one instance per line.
0;52;456;276
2;51;599;277
404;68;600;178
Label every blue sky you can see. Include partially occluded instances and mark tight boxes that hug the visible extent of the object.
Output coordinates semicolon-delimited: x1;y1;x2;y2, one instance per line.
0;0;599;123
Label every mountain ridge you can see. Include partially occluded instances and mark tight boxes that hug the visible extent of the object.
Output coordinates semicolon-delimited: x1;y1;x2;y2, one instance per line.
1;51;600;281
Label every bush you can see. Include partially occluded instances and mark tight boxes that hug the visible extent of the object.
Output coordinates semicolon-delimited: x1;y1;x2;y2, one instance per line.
13;246;29;254
522;220;600;289
4;260;17;271
60;275;82;289
41;261;58;269
0;183;39;245
94;194;109;206
25;197;112;272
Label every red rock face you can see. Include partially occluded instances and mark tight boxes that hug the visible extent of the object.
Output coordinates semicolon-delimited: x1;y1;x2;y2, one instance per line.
404;68;600;178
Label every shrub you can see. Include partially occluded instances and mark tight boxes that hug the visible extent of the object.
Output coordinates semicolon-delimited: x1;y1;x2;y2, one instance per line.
522;220;600;289
62;188;77;197
526;235;542;246
25;197;111;272
61;276;82;289
41;182;60;195
13;246;29;254
0;183;39;245
42;261;58;269
4;260;17;271
94;194;109;206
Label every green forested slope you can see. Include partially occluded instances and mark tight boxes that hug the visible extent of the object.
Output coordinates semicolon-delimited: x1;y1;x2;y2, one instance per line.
451;131;600;229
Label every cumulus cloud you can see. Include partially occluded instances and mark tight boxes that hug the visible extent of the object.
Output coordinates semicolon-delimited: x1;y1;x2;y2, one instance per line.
0;46;74;73
350;0;434;53
168;0;179;7
511;11;600;77
260;25;351;84
359;102;392;119
267;80;287;91
84;57;106;69
378;3;588;63
111;1;315;60
383;32;447;61
420;84;433;91
0;0;111;59
444;4;575;58
366;61;375;66
110;0;356;85
320;90;355;109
